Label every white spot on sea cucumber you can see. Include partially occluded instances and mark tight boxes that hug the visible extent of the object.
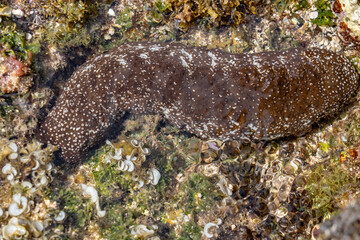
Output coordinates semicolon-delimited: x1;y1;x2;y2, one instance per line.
140;53;148;59
208;52;217;67
180;56;188;67
181;49;193;61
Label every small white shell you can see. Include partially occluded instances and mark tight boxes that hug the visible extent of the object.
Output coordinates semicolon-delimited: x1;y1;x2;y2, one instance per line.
20;157;29;163
105;140;112;146
32;150;47;164
108;8;115;16
125;160;135;172
203;223;218;238
8;143;17;153
46;163;53;171
147;168;161;185
21;181;32;189
202;219;222;238
118;159;135;172
140;146;150;155
9;193;29;216
54;211;66;222
130;139;139;147
2;163;17;176
31;160;40;171
309;11;319;19
12;9;24;18
111;148;123;160
8;153;18;160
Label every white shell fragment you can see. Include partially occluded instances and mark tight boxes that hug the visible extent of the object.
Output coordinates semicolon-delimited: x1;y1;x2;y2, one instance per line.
118;158;135;172
147;168;161;185
11;9;24;18
131;225;155;238
309;11;319;19
108;8;115;16
202;219;222;238
2;163;17;182
8;193;30;217
8;142;17;153
80;184;106;217
216;177;233;196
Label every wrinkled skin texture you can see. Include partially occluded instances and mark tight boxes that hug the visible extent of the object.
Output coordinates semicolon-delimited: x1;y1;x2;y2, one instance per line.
37;42;359;162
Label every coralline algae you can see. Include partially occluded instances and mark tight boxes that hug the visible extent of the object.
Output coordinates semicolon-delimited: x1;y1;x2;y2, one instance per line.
36;42;359;162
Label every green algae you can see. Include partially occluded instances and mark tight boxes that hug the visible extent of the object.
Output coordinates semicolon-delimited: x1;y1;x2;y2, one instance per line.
83;136;222;239
115;6;134;33
304;158;357;221
0;17;34;61
48;188;94;228
34;0;99;48
294;0;310;11
311;0;336;26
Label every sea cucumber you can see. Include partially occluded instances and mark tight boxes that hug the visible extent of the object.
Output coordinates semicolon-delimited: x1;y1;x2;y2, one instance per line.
36;42;359;162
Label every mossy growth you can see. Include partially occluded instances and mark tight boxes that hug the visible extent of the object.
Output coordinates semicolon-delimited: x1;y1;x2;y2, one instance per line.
311;0;336;26
178;173;223;213
88;145;134;197
272;0;292;14
304;158;357;221
165;0;259;30
48;188;94;228
115;6;135;33
87;136;222;239
0;15;35;62
35;0;99;48
349;56;360;74
162;173;222;238
345;115;360;145
293;0;310;11
99;200;139;240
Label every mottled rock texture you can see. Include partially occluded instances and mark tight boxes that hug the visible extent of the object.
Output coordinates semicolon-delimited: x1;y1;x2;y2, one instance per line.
37;42;359;162
317;198;360;240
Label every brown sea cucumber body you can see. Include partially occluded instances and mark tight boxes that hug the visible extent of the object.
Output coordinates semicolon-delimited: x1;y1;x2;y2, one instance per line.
36;42;359;162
